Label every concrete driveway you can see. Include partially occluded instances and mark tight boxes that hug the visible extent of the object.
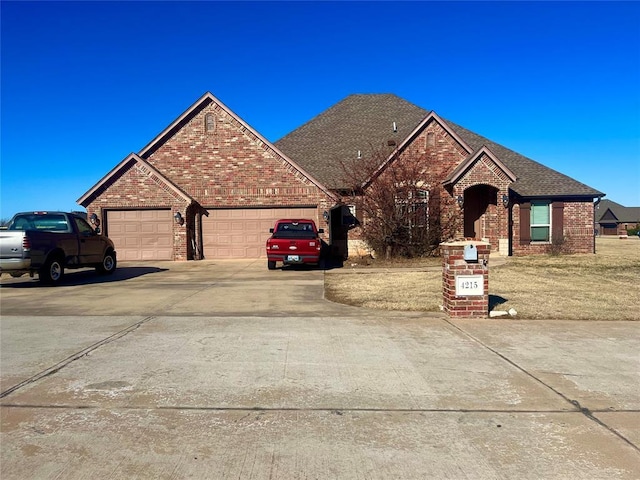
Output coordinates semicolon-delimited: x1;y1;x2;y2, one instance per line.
1;260;639;479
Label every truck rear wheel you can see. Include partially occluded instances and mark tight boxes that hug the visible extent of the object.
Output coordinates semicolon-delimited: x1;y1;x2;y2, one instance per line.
267;260;276;270
40;256;64;285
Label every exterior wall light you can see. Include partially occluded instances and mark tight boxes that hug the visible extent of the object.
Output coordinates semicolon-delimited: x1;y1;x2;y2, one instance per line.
174;212;184;225
457;195;464;208
89;213;100;227
502;194;510;208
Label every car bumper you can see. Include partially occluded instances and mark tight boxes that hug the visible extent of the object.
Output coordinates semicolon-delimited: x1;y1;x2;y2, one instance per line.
267;253;321;265
0;258;32;273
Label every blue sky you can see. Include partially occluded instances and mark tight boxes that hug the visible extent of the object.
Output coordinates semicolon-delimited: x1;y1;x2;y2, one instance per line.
2;1;639;219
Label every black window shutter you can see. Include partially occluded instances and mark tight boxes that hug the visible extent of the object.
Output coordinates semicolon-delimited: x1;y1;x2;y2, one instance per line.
552;201;564;241
520;202;531;245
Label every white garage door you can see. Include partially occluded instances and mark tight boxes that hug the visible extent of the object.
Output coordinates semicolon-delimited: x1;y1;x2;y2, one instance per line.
203;207;318;259
107;210;173;261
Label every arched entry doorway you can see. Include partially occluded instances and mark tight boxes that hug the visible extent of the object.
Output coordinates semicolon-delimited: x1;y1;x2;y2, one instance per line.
463;185;498;240
329;204;359;261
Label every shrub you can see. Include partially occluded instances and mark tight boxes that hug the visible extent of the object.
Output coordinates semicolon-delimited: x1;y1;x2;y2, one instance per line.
548;235;568;256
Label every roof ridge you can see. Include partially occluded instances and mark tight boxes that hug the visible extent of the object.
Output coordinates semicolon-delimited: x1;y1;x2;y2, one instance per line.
276;93;427;144
276;93;602;197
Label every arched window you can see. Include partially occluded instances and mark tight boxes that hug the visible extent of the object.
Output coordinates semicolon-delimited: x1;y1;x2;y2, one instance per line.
426;132;435;147
205;114;215;133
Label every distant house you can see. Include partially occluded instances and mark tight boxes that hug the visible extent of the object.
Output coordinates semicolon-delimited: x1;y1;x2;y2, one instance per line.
78;92;604;261
595;200;640;235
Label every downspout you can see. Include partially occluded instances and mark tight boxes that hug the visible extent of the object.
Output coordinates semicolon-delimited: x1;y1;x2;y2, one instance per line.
593;196;604;254
508;201;513;257
198;209;208;260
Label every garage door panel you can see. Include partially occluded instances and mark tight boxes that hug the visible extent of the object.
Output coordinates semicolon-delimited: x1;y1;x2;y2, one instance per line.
215;235;232;245
157;237;172;247
141;210;169;220
244;221;261;233
203;207;318;259
232;247;249;257
108;224;124;235
215;220;231;230
107;210;172;261
123;237;140;248
214;247;233;257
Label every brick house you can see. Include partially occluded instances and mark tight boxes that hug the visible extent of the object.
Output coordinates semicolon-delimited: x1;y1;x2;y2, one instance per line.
276;94;604;256
79;92;604;261
595;199;640;236
78;93;337;261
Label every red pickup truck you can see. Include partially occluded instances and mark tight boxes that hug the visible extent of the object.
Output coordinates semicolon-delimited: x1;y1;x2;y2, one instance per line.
266;219;324;270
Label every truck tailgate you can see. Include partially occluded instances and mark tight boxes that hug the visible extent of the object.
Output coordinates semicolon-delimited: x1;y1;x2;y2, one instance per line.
0;230;30;270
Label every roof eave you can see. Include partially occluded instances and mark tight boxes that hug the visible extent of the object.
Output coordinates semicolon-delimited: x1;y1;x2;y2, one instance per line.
138;92;215;158
363;111;474;189
510;192;606;201
77;153;194;207
443;145;517;187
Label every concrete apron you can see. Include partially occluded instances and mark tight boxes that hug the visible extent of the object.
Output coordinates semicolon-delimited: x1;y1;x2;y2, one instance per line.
1;260;639;479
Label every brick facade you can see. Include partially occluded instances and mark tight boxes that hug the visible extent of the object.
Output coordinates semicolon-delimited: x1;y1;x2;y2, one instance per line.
80;93;600;261
451;152;512;250
84;160;192;260
441;241;491;318
512;200;595;255
145;102;331;211
345;121;468;246
347;118;597;258
82;95;335;261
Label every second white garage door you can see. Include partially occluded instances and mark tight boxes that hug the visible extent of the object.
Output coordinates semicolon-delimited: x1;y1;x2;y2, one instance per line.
202;207;318;259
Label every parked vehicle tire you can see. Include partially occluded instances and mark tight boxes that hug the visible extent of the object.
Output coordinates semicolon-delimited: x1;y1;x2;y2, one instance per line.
40;256;64;285
97;250;117;275
267;260;276;270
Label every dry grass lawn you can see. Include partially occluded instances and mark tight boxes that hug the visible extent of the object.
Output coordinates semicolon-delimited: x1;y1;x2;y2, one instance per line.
324;236;640;320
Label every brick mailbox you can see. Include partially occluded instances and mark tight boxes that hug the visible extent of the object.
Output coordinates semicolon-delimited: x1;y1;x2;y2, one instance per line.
441;240;491;318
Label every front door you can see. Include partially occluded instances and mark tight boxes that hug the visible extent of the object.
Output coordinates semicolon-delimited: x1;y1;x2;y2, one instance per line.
463;185;498;240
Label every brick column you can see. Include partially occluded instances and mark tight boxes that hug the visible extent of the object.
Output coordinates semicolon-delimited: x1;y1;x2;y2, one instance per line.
441;241;490;318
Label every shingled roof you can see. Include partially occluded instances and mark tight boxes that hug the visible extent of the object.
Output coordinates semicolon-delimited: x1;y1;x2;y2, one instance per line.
275;94;604;199
275;94;427;190
595;199;640;223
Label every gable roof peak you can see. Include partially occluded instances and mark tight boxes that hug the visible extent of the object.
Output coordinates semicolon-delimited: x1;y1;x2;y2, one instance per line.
77;153;194;207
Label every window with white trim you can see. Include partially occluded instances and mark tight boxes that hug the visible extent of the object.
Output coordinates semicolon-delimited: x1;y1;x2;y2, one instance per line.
530;201;551;241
